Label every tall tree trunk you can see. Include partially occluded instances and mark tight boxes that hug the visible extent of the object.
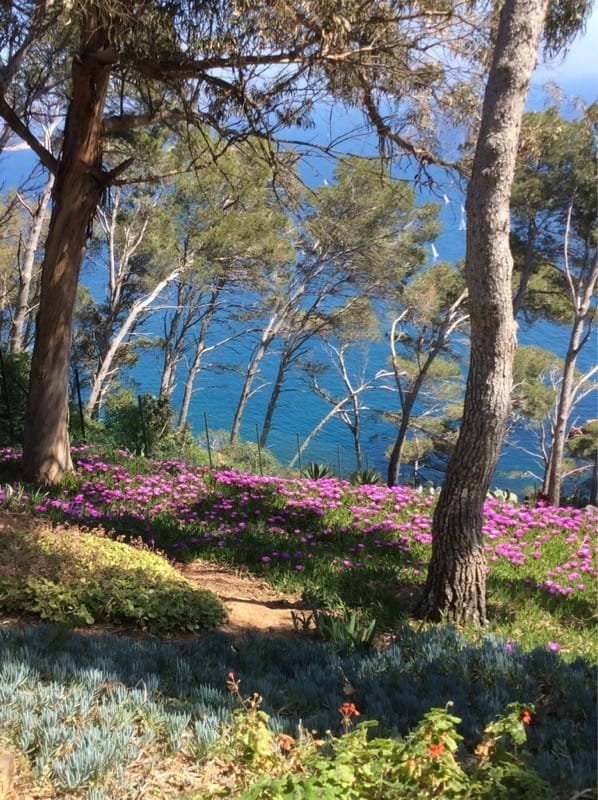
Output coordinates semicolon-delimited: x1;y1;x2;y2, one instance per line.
176;285;225;430
85;267;179;417
230;326;277;445
10;173;54;352
590;449;597;507
260;339;299;449
416;0;549;625
22;13;114;483
543;248;598;505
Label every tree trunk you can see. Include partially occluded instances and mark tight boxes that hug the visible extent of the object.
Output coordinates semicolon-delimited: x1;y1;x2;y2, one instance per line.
85;267;179;416
387;407;412;487
260;348;287;449
543;249;597;505
416;0;549;624
230;326;277;445
10;173;54;352
590;449;597;507
177;285;224;430
22;13;114;483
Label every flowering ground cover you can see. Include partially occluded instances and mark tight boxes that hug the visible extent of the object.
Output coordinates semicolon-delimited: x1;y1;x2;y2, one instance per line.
0;446;596;798
0;446;596;659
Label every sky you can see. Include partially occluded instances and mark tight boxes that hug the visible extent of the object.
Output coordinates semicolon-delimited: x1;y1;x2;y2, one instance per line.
531;7;598;104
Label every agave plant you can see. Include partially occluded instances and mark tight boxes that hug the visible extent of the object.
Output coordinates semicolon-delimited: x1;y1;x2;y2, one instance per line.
303;462;336;480
349;468;383;485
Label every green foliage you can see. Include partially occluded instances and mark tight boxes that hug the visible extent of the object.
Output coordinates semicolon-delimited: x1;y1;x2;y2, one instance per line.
567;420;598;463
211;693;549;800
0;350;29;446
349;468;383;485
0;614;594;798
512;103;597;323
102;390;209;463
512;346;559;423
0;527;226;632
303;462;337;480
313;607;377;653
213;438;282;475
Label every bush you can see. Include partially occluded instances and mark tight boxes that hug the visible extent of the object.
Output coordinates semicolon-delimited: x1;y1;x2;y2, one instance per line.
303;462;337;480
0;350;30;446
207;678;550;799
214;439;282;475
0;526;226;632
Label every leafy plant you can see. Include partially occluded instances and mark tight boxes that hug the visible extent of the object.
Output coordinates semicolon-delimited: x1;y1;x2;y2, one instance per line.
313;607;377;653
0;527;227;632
349;468;383;485
208;687;549;800
303;462;337;479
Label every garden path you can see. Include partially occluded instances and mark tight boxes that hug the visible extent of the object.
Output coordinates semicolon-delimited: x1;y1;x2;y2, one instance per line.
178;559;305;637
0;511;304;639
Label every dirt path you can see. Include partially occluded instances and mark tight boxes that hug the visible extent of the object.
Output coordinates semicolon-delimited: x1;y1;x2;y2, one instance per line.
0;510;306;638
178;559;306;637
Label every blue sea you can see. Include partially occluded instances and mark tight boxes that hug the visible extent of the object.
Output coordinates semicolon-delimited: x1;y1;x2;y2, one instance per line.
123;188;596;495
3;97;596;495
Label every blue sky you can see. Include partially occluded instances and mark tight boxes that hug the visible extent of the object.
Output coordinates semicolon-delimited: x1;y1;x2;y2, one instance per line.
531;8;597;103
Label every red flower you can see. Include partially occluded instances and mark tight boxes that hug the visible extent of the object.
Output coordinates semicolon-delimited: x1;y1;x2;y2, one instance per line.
339;701;360;718
427;742;446;758
520;709;532;725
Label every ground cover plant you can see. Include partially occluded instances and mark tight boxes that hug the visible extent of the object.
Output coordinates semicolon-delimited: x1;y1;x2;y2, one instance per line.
0;523;226;633
0;621;595;798
1;444;592;658
0;445;595;798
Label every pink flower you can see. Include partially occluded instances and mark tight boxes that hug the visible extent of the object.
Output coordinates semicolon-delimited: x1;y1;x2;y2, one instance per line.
547;642;561;652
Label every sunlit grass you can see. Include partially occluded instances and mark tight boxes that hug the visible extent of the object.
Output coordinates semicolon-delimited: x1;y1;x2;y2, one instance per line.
0;446;595;798
0;445;595;660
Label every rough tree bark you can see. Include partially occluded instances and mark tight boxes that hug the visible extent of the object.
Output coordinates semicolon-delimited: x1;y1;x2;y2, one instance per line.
416;0;550;624
21;10;115;482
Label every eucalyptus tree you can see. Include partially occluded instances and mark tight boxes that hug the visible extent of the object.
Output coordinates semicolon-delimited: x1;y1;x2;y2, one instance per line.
511;104;597;505
0;0;493;482
231;156;440;446
383;262;468;487
156;143;295;424
510;345;596;497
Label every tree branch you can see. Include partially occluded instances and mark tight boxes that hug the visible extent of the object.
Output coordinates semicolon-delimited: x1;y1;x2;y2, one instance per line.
0;93;58;175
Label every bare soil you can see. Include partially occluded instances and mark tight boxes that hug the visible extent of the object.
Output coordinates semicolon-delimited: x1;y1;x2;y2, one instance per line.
0;510;306;639
178;559;307;637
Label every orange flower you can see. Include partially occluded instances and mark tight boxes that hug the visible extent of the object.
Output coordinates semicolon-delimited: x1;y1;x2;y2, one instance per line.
427;742;446;758
276;733;296;753
520;709;532;725
339;701;360;718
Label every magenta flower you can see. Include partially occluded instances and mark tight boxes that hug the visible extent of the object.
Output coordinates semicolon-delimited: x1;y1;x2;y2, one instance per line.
547;642;561;652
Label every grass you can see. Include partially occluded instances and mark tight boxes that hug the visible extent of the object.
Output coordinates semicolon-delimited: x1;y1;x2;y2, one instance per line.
14;445;594;660
0;445;595;799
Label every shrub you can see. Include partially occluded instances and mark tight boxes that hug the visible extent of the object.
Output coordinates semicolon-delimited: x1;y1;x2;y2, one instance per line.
349;467;383;485
304;462;337;479
206;677;550;799
0;526;226;632
0;350;29;446
214;440;282;475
